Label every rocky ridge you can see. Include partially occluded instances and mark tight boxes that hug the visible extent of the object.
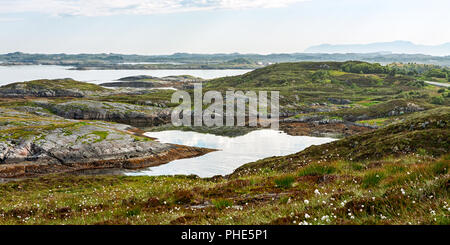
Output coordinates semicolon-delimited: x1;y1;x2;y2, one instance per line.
35;100;172;127
101;75;204;89
0;106;212;178
0;79;112;98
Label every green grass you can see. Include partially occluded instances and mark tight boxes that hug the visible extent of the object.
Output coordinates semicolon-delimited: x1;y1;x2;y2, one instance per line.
429;160;449;175
126;208;141;217
274;175;295;188
91;131;109;143
349;162;366;171
361;171;385;188
297;164;337;176
0;121;85;141
384;164;407;175
212;199;233;210
356;118;389;126
356;100;381;107
133;135;153;142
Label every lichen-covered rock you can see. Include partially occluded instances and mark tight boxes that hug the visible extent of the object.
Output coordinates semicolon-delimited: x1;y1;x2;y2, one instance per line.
0;108;212;178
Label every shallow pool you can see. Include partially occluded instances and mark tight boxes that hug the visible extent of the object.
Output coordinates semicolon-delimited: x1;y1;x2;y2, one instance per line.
126;129;336;178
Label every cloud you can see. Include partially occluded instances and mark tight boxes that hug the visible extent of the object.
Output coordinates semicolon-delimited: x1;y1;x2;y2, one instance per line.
0;0;309;16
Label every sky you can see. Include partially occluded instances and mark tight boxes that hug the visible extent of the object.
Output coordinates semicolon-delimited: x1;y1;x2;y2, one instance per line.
0;0;449;54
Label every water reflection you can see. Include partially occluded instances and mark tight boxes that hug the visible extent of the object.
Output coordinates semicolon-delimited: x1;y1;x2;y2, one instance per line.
127;130;336;178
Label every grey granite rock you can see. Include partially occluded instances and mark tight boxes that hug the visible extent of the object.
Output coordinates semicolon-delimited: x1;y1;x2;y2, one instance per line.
35;100;172;127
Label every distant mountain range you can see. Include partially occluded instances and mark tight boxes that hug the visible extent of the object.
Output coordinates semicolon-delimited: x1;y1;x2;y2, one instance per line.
305;41;450;56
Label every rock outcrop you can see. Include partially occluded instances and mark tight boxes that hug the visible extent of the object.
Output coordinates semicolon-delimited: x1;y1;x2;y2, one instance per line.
338;101;425;122
100;75;203;89
0;108;212;178
328;98;352;105
35;100;172;127
101;81;156;88
0;79;112;98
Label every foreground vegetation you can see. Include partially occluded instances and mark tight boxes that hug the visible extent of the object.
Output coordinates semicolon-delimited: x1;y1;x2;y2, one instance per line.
0;154;447;225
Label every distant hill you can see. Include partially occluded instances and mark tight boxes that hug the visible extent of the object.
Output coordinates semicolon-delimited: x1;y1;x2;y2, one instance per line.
305;41;450;56
2;50;450;66
205;61;419;88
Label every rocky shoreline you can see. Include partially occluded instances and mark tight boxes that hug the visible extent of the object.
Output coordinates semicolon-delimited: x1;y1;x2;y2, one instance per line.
280;121;374;138
0;144;213;178
0;93;214;178
35;100;172;127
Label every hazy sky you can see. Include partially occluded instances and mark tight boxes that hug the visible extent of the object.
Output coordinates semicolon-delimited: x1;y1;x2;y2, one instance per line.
0;0;449;54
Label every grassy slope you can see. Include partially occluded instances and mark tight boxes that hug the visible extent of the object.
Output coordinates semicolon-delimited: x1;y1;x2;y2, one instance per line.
202;62;449;123
235;107;449;174
205;62;424;101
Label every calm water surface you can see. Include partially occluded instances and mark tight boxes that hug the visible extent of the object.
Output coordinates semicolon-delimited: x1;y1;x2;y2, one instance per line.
0;65;252;85
127;130;336;178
